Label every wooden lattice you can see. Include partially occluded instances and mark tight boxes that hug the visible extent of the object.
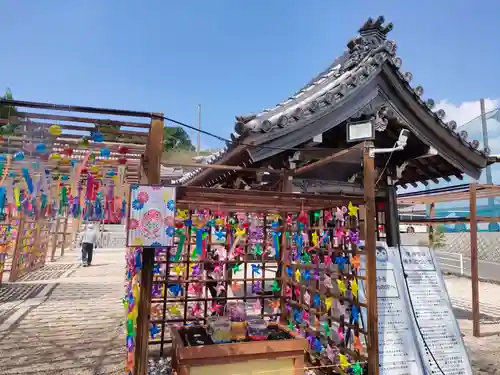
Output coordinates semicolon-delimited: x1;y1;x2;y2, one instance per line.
144;207;367;371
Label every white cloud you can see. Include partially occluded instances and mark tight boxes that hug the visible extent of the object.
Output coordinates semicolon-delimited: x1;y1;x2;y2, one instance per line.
436;98;499;127
397;98;500;194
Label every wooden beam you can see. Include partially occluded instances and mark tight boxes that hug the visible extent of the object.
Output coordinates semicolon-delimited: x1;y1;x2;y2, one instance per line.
416;157;451;182
363;143;379;375
293;144;363;175
141;113;164;184
413;159;439;184
161;162;284;174
398;186;500;204
1;98;156;118
17;111;151;128
0;118;148;137
400;216;500;224
470;183;480;337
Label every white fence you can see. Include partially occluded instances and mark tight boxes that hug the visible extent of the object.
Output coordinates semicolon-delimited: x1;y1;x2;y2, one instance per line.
434;250;466;276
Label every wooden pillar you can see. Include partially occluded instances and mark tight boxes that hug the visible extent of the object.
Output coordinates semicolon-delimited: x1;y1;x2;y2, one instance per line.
50;218;60;261
363;144;379;375
385;171;400;247
8;217;24;282
134;113;165;375
470;183;480;337
61;214;69;257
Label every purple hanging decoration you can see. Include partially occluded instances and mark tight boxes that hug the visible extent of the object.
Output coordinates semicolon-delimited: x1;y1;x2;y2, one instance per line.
349;229;360;245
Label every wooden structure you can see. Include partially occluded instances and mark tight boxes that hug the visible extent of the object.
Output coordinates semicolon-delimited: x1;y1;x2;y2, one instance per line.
132;187;368;375
171;324;308;375
9;216;52;281
398;183;500;338
167;16;497;375
0;218;19;284
0;99;164;284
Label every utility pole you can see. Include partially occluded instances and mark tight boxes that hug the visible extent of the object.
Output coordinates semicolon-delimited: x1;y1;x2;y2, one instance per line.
197;104;201;156
480;99;494;211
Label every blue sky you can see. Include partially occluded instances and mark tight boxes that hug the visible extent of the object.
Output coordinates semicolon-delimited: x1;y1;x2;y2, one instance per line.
3;0;500;151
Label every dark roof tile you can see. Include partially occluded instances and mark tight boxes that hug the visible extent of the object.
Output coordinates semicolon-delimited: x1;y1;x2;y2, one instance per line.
174;16;487;186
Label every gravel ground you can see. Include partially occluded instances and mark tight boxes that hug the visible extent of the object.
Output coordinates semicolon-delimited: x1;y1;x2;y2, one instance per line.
444;275;500;375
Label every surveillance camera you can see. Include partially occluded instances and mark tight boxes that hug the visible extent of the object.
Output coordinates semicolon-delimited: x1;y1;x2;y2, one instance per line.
397;129;410;147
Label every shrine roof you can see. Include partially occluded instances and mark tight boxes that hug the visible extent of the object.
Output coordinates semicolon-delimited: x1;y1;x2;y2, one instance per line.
173;16;493;186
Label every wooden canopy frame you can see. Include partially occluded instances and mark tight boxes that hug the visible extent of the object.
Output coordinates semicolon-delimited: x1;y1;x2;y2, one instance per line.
397;183;500;337
0;99;158;184
0;99;165;285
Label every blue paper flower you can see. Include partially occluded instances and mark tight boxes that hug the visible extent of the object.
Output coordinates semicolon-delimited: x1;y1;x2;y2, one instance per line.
150;323;160;339
166;226;174;237
313;294;321;307
214;230;225;240
251;264;261;275
132;199;144;210
351;305;360;323
167;200;175;211
168;284;182;296
151;241;162;247
286;266;293;277
302;269;311;281
184;219;192;227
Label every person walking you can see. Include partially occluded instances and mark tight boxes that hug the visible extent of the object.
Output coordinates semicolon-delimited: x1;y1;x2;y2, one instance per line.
81;224;98;267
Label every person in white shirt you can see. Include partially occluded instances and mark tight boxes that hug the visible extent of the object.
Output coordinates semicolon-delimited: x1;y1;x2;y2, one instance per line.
81;224;98;267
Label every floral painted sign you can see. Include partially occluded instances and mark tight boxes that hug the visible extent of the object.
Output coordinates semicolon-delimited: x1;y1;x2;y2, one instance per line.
127;185;176;247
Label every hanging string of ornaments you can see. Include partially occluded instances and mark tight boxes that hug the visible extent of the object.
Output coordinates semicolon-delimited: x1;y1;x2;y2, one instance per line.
0;124;130;222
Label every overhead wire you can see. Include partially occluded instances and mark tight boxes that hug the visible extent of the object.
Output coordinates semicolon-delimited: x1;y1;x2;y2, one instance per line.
154;113;361;153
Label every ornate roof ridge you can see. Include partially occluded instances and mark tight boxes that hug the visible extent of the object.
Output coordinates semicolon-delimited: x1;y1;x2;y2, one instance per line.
172;16;489;186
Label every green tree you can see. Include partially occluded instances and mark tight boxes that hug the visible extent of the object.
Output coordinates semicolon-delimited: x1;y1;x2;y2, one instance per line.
429;225;446;249
0;89;20;135
163;126;195;151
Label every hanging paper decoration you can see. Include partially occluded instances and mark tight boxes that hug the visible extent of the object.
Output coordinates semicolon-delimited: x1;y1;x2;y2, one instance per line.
13;151;24;161
21;168;34;194
91;131;104;143
272;230;281;258
48;124;62;136
118;145;129;154
49;153;61;161
0;186;5;215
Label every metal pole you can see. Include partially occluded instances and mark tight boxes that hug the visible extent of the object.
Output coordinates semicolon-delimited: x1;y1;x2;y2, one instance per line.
480;99;494;213
197;104;201;156
459;254;464;276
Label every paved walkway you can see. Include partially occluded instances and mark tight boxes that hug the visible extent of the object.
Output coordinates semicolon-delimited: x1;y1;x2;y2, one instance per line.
0;247;499;374
0;247;125;375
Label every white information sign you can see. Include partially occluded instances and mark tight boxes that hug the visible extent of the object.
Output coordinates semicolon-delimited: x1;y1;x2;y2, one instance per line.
401;246;473;375
358;242;426;375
